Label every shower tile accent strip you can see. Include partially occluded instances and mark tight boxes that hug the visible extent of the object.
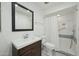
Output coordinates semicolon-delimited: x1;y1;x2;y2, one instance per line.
59;34;73;39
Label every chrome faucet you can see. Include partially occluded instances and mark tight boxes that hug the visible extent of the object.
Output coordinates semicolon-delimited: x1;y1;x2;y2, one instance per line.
24;34;29;39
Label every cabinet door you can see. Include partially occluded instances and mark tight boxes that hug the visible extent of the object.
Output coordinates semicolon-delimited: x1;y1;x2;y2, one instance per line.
31;48;41;56
18;40;41;56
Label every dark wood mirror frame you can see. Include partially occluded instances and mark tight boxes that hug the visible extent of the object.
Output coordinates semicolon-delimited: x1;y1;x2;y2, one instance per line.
12;2;34;32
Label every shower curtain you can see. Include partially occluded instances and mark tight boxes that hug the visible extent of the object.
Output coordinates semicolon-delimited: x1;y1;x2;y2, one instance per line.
44;16;59;49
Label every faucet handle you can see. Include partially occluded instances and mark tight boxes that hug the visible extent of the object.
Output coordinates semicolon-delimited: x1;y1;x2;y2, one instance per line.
24;34;29;39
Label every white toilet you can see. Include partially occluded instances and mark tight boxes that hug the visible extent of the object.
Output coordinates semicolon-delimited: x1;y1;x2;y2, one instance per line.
42;42;55;56
41;35;57;56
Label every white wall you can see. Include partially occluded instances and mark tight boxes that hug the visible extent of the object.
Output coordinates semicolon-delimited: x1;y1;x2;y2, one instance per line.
57;12;76;35
0;2;44;56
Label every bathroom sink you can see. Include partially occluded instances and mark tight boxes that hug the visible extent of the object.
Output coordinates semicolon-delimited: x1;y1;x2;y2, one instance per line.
12;37;41;49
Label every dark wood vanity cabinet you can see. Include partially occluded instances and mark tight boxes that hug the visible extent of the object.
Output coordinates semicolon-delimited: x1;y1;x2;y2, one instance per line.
12;40;41;56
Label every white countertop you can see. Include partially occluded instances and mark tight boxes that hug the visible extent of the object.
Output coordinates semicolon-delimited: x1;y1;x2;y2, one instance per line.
12;37;42;49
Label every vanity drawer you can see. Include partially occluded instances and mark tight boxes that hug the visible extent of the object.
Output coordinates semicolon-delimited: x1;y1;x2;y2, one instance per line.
22;47;41;56
16;40;41;56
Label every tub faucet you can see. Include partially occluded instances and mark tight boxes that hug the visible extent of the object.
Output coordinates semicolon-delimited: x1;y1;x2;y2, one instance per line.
24;34;29;39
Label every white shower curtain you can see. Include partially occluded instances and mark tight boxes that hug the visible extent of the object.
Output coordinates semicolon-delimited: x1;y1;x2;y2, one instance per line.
44;16;59;49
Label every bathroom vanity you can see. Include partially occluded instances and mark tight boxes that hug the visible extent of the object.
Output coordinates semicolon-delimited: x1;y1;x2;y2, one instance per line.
12;37;41;56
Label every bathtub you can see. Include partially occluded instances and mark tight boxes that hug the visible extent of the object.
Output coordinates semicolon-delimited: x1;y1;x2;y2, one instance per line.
42;42;75;56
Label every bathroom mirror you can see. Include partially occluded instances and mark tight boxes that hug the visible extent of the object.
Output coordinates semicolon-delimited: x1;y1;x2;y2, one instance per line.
12;2;34;31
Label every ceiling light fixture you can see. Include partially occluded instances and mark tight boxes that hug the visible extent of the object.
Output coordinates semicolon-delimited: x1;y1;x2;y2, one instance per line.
15;4;18;7
57;14;61;17
27;10;30;12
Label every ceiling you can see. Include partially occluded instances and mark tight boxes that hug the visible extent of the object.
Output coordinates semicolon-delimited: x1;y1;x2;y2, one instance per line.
33;2;77;11
31;2;78;16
